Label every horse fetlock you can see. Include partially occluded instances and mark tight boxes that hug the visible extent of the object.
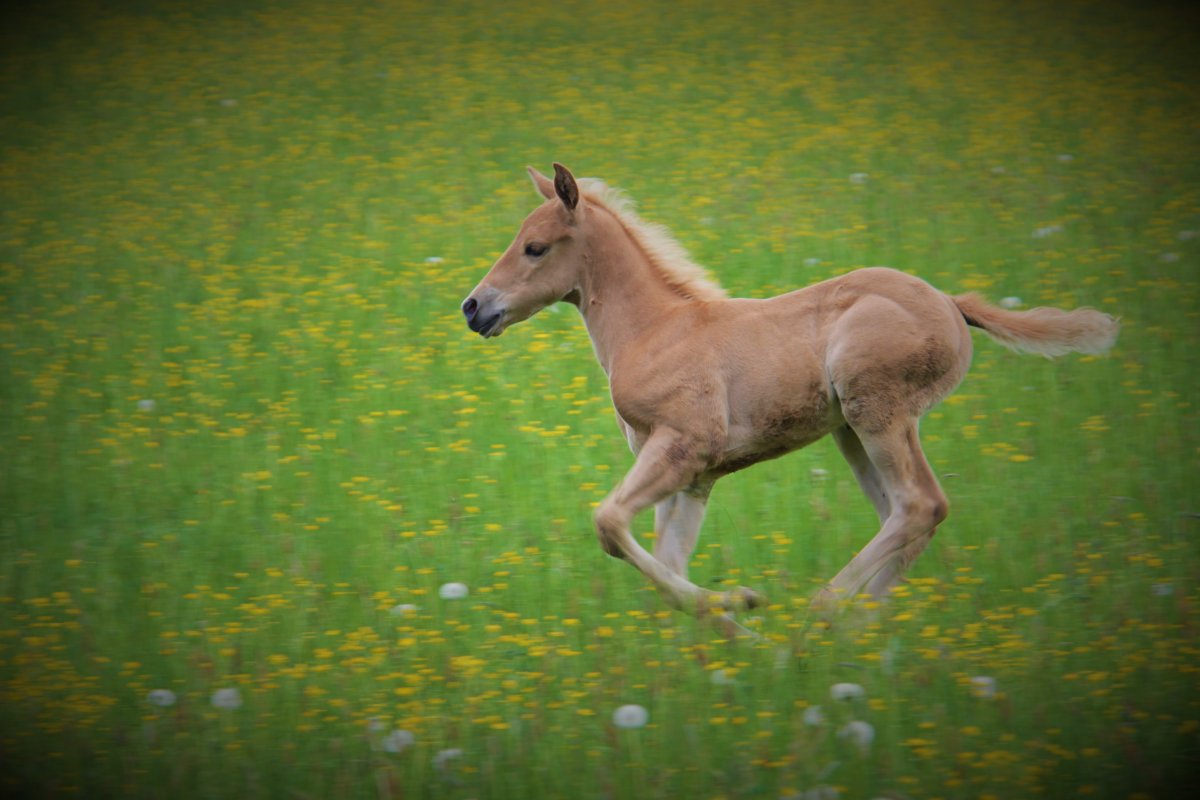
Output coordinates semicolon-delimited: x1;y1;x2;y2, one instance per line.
810;584;851;616
731;586;767;610
710;613;763;641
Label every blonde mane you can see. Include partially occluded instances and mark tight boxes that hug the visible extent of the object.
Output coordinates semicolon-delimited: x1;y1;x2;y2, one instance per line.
578;179;728;302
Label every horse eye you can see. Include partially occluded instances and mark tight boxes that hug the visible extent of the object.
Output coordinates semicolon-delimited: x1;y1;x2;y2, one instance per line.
524;242;548;258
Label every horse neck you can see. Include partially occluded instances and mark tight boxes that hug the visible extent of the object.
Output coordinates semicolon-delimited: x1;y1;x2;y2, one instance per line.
575;211;689;375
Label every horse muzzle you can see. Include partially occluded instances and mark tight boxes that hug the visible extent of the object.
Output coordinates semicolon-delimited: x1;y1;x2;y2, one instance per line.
461;291;506;338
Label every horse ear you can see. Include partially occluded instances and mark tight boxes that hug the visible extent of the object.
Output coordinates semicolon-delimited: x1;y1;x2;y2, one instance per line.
527;166;555;200
552;163;579;212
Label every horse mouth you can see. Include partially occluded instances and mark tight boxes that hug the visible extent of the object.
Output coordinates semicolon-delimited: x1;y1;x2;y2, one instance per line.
470;311;504;338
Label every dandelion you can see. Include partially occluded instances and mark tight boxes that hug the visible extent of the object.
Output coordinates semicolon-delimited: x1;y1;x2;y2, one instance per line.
999;296;1022;309
211;687;242;709
848;172;869;184
1152;583;1174;597
389;603;419;615
380;729;415;754
146;689;176;707
438;582;468;600
802;705;825;726
1159;252;1180;263
830;682;865;701
991;165;1007;175
424;256;444;264
969;675;997;698
1178;230;1197;241
1033;224;1063;238
810;467;829;479
838;720;875;751
804;257;822;267
1057;153;1074;163
433;747;463;772
710;668;735;686
137;399;157;413
219;98;238;108
612;704;649;729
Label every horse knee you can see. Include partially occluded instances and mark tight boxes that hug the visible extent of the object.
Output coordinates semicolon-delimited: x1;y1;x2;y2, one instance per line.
930;495;949;527
593;503;627;559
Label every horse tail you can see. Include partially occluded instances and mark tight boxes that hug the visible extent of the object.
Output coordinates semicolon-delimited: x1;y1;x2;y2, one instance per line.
952;293;1119;357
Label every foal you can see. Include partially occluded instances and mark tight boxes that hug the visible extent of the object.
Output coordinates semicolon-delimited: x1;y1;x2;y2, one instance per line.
462;164;1118;620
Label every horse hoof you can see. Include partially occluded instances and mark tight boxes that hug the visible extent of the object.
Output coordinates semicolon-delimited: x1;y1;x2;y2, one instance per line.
735;587;766;610
711;612;762;641
702;587;765;613
809;586;846;618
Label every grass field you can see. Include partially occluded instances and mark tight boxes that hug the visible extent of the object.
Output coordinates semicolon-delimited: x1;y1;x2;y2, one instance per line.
2;0;1198;797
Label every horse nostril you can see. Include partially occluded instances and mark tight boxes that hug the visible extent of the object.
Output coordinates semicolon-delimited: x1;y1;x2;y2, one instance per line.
462;297;477;320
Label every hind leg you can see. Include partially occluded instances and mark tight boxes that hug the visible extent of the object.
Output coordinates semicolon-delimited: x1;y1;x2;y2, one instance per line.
818;419;947;607
832;424;890;524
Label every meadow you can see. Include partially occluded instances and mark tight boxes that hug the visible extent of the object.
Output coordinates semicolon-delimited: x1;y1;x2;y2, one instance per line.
1;0;1198;796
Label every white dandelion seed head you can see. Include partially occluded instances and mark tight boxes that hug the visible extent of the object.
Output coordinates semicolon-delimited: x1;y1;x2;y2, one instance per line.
848;172;869;184
366;717;388;734
389;603;419;616
147;689;176;707
612;704;649;729
1160;252;1180;263
991;165;1007;175
137;398;157;413
1177;230;1197;241
438;582;468;600
969;675;998;698
1057;153;1074;163
433;747;463;771
211;687;242;709
424;256;444;264
1152;582;1174;597
803;257;822;267
220;98;238;108
838;719;876;751
802;705;825;726
1033;224;1064;239
999;296;1023;309
810;467;829;479
830;682;866;701
710;668;735;686
380;729;415;754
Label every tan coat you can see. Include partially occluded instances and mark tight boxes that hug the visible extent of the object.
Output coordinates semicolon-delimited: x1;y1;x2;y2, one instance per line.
464;164;1119;630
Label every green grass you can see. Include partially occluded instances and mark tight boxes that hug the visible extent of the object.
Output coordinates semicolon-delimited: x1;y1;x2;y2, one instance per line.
2;0;1198;797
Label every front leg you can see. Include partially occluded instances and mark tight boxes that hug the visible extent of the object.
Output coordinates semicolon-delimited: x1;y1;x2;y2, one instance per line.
593;428;764;615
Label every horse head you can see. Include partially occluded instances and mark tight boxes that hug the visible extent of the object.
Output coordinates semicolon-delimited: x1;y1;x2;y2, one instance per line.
461;163;586;338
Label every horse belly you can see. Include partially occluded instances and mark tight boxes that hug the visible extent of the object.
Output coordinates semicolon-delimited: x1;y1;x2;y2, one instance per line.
713;380;841;476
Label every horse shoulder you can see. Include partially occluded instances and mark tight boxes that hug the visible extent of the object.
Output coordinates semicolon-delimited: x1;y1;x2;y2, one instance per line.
608;306;730;439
